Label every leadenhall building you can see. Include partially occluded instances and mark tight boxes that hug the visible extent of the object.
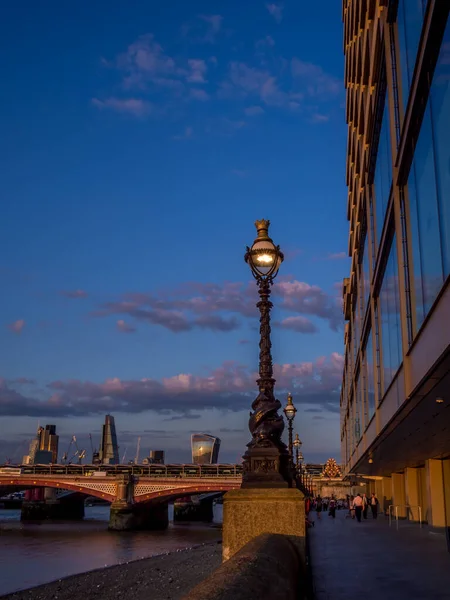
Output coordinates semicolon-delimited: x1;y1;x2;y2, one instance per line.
340;0;450;532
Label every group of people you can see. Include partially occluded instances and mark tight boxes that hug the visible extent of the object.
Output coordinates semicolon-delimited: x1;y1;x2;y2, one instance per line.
348;493;379;522
310;492;380;523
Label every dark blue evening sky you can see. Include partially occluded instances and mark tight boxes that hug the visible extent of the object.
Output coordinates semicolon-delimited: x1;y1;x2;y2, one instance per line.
0;0;349;464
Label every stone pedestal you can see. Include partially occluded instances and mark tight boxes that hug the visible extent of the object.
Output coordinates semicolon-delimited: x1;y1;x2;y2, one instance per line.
109;501;169;531
222;488;305;562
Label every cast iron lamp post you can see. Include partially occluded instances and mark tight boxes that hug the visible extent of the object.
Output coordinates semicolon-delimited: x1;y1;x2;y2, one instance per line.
298;451;304;485
242;219;292;488
293;433;302;479
283;393;297;458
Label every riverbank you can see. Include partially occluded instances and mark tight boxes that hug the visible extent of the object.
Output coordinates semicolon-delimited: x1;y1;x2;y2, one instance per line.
1;542;222;600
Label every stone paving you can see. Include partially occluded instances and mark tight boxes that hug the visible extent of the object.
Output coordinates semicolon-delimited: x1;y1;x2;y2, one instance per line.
308;508;450;599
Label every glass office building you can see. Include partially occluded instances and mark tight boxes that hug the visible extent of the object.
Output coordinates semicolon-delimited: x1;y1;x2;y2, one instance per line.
341;1;450;531
191;434;221;464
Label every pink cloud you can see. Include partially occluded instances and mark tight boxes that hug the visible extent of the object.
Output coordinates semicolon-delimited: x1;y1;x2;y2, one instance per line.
266;3;283;23
116;319;136;333
187;59;207;83
0;354;343;417
7;319;25;334
275;316;318;334
245;105;265;116
92;97;152;117
91;278;342;332
60;289;88;299
189;88;210;101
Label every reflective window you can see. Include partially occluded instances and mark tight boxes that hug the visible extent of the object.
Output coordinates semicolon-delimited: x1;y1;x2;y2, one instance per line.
355;373;362;443
397;0;427;113
363;229;370;308
379;235;402;395
374;93;393;246
364;329;376;422
430;26;450;277
406;20;450;331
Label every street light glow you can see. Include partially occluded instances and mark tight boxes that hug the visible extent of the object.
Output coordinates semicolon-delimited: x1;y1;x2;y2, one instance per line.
257;254;273;263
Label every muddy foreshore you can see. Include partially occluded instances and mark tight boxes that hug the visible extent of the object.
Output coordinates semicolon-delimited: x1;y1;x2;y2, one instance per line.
1;542;222;600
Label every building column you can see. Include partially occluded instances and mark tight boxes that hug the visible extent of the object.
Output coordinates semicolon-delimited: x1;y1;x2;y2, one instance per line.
426;459;446;530
405;468;421;522
375;476;391;515
391;472;406;518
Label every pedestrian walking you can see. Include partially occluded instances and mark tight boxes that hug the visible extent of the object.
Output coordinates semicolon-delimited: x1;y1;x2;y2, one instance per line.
362;493;369;519
316;495;323;520
328;496;336;519
370;493;379;519
353;494;364;522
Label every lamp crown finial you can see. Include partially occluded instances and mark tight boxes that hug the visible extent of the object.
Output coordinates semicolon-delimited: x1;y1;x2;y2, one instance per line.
254;219;271;239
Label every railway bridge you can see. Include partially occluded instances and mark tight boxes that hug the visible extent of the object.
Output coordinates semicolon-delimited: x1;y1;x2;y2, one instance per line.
0;464;242;530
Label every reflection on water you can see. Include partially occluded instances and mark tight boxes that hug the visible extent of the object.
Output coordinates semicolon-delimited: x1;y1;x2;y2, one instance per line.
0;505;223;596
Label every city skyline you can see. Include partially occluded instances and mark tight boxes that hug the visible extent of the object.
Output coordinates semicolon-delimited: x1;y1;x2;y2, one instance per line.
0;0;349;464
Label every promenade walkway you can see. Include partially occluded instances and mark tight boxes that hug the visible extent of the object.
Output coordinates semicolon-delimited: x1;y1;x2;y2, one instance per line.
308;509;450;599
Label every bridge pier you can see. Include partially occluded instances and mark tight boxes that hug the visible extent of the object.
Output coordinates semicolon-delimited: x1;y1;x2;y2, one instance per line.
173;496;214;523
21;490;85;522
109;501;169;531
108;474;168;531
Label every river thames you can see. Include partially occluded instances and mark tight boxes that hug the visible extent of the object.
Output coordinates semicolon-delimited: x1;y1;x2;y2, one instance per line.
0;505;223;596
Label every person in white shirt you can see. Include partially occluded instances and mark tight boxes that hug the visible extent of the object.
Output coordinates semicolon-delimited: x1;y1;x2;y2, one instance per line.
353;493;364;522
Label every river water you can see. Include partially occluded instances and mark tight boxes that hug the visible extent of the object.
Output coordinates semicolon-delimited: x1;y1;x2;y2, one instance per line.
0;505;223;596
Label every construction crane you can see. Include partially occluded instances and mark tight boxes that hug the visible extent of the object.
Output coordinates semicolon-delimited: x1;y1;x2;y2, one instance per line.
121;447;127;464
62;435;87;465
89;433;100;464
135;437;141;465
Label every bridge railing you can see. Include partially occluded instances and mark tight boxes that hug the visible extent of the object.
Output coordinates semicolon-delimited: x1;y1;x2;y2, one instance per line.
0;464;243;478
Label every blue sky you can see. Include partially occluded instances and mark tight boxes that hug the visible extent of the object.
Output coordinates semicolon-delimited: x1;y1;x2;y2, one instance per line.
0;0;349;464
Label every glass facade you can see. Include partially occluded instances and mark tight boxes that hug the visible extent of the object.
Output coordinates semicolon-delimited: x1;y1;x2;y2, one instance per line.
397;0;427;111
191;433;221;464
364;329;376;422
99;414;120;465
407;19;450;330
342;2;450;474
374;92;393;245
379;235;402;395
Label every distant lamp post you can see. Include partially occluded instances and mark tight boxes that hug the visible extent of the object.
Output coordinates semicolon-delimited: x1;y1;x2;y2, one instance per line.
242;219;292;488
283;393;297;458
293;433;302;476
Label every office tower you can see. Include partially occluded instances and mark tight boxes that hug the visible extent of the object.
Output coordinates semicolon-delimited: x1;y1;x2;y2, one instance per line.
98;414;119;465
149;450;165;464
39;425;59;463
191;434;221;464
341;1;450;528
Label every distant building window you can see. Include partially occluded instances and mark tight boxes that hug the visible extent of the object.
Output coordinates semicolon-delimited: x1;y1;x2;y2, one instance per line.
378;235;402;396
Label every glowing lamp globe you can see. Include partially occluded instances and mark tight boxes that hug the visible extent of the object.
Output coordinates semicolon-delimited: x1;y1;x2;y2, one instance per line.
245;219;284;280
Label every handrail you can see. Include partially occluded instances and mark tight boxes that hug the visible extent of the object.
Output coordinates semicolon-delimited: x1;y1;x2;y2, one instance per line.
388;504;422;529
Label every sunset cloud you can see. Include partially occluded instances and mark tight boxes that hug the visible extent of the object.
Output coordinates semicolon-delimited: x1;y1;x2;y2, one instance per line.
60;289;88;299
0;353;343;418
90;279;343;333
116;319;136;333
7;319;25;334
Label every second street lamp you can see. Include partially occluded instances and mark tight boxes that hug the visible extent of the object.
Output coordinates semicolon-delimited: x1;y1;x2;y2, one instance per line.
293;433;302;479
283;393;297;458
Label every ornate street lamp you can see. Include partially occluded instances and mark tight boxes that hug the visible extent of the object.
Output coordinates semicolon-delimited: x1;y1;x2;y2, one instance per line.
283;393;297;458
242;219;292;488
293;433;302;477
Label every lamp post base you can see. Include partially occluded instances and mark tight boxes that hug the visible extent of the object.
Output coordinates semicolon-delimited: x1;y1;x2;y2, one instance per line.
222;487;305;562
242;446;292;488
